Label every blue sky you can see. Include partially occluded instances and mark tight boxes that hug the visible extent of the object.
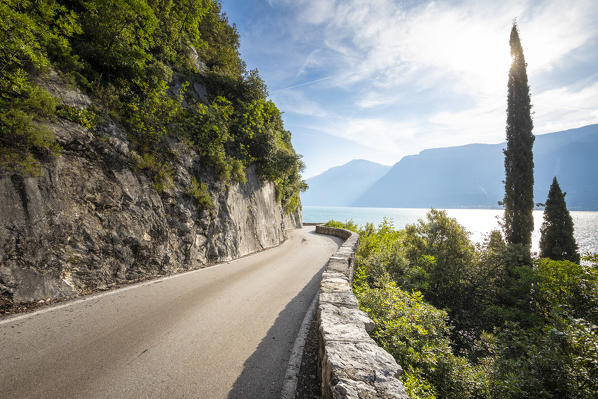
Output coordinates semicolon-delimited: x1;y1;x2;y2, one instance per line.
220;0;598;178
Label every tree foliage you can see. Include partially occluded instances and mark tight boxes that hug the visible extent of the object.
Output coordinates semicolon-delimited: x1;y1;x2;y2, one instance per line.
539;177;580;263
503;22;535;255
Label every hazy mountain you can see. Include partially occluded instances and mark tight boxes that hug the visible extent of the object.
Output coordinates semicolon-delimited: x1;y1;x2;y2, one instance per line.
302;160;390;206
353;124;598;210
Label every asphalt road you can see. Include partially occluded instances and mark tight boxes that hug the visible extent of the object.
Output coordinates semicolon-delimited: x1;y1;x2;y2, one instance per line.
0;226;341;398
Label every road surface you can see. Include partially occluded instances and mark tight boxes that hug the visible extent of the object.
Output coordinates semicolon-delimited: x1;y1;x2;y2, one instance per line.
0;226;341;398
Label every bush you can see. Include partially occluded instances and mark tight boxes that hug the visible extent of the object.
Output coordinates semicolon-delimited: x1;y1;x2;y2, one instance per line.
186;177;213;210
348;210;598;398
131;151;174;193
491;318;598;398
355;274;490;399
56;105;98;129
535;258;598;324
324;219;360;232
0;1;69;174
0;87;60;175
125;80;183;149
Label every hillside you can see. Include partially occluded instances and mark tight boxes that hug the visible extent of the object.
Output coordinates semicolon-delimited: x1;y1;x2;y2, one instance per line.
0;0;303;309
308;124;597;210
302;160;390;206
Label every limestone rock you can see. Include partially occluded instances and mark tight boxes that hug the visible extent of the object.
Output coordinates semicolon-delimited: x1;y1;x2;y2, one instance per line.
0;93;301;305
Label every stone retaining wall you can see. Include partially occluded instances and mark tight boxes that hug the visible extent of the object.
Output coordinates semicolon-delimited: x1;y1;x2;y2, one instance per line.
316;225;408;399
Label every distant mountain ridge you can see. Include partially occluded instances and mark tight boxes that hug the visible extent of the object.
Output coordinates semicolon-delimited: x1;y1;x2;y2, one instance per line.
302;160;390;206
303;124;598;210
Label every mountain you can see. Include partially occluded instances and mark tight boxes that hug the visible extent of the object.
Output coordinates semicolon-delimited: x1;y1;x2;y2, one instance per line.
353;124;598;210
302;160;391;206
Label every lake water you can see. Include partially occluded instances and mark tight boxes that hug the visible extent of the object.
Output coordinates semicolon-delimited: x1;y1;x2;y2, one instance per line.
302;206;598;255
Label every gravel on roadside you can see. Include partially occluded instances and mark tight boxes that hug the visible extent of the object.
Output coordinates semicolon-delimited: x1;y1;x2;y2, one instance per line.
294;310;321;398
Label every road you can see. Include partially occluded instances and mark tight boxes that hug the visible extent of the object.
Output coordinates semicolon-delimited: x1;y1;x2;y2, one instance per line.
0;226;341;398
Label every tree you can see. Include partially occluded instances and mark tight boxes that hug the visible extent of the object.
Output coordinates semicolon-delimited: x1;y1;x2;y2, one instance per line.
539;177;579;263
503;22;535;254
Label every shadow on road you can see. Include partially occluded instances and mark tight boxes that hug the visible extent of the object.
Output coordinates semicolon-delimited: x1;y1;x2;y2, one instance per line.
227;265;325;399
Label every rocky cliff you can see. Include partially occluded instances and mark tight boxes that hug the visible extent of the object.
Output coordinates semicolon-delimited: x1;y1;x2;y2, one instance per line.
0;79;301;308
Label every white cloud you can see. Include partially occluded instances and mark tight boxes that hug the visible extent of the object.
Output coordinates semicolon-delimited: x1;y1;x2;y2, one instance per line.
533;81;598;133
279;0;594;89
309;115;422;158
301;77;598;166
296;49;322;77
265;0;598;171
523;0;598;74
271;89;330;117
356;92;405;109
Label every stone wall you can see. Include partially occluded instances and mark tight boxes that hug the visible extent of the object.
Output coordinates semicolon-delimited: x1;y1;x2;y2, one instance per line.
316;225;408;399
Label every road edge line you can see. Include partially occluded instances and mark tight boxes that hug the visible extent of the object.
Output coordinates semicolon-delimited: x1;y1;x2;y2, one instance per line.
280;289;319;399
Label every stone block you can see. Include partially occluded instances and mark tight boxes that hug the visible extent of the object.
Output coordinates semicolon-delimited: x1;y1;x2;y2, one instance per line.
322;341;407;399
321;276;352;294
327;257;350;275
321;271;349;282
319;291;359;309
319;302;375;339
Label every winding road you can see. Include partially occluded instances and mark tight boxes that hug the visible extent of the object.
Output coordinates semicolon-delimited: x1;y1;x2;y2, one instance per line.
0;226;341;398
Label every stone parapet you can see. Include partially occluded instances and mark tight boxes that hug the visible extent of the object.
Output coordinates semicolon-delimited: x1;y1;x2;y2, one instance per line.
315;225;408;399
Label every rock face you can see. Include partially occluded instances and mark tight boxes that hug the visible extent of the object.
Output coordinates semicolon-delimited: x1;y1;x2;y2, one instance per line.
316;225;408;399
0;80;301;305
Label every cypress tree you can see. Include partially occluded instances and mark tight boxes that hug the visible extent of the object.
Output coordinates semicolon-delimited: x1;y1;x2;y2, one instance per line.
539;177;580;263
503;23;535;252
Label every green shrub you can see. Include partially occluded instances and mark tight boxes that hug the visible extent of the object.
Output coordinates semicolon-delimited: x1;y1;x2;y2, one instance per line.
186;177;213;210
355;273;491;399
0;1;74;175
56;105;98;129
324;219;359;231
131;151;174;193
125;80;183;149
491;318;598;398
0;87;60;175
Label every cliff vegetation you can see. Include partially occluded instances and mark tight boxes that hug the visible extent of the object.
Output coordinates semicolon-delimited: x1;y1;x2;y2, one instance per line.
0;0;304;312
0;0;305;212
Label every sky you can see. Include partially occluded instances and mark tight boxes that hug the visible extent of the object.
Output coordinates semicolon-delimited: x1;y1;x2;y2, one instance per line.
220;0;598;178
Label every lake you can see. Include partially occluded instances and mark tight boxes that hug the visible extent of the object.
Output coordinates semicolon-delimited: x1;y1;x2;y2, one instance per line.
302;206;598;255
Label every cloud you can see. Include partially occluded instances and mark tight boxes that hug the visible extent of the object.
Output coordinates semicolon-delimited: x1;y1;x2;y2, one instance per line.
356;92;404;109
262;0;598;175
273;0;596;93
271;89;330;117
307;115;422;158
296;49;322;77
533;80;598;133
523;0;598;73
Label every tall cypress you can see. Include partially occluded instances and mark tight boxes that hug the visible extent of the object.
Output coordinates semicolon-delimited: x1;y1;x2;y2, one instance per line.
540;177;580;263
503;23;535;251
